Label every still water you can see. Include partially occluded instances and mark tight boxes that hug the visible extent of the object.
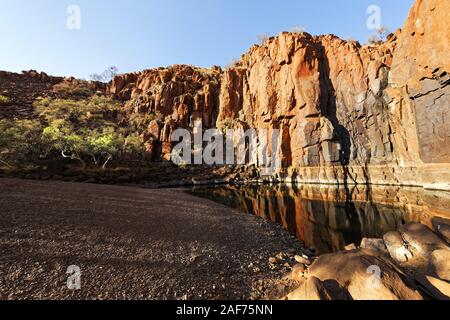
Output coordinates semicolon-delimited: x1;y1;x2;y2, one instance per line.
189;184;450;254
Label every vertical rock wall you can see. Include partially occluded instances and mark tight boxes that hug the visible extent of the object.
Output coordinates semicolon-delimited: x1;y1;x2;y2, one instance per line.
108;0;449;190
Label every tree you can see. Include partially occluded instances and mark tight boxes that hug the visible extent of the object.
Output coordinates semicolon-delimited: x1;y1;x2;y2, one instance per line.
257;33;270;45
368;26;391;44
89;66;119;83
4;96;148;170
42;120;87;168
0;119;43;168
88;129;120;169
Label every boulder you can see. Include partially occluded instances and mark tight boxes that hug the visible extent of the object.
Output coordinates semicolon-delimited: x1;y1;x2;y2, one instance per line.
432;218;450;243
286;276;350;300
360;238;389;255
399;223;449;259
344;243;358;251
289;263;306;281
294;255;312;265
415;275;450;300
383;231;413;263
307;249;422;300
431;249;450;281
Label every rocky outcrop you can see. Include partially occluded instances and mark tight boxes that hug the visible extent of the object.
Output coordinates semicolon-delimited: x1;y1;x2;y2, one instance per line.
286;276;351;300
108;65;221;160
383;222;450;279
106;0;449;190
304;249;423;300
388;0;450;190
285;222;450;300
216;0;449;188
0;70;105;119
219;32;397;171
389;0;450;165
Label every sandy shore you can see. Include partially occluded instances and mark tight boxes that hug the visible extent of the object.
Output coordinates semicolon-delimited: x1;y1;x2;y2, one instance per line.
0;178;303;300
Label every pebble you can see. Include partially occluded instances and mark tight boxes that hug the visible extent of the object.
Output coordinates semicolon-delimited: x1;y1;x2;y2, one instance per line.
295;255;311;265
345;243;358;251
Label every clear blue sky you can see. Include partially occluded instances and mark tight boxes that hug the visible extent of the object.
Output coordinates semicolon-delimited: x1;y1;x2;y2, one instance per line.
0;0;414;79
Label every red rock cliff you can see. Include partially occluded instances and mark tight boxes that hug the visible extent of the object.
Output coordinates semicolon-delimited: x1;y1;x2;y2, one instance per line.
108;0;449;189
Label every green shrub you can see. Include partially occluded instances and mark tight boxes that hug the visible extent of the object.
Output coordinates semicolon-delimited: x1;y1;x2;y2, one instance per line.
128;112;156;131
35;96;145;169
0;119;44;168
35;95;122;128
52;80;94;98
0;96;147;170
0;95;11;105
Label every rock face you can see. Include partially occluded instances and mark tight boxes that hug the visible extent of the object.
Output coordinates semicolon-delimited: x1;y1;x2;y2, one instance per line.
219;33;396;173
109;65;221;160
106;0;449;190
389;0;450;166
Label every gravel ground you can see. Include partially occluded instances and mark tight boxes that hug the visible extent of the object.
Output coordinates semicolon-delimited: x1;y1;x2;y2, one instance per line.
0;178;304;300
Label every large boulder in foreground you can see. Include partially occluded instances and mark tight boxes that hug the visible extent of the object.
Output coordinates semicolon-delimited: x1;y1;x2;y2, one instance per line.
286;276;351;301
384;223;450;277
431;249;450;281
415;275;450;300
399;223;449;258
383;231;414;263
306;249;423;300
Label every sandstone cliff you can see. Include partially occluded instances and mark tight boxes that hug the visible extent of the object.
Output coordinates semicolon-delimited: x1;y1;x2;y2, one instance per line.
109;65;222;161
106;0;448;190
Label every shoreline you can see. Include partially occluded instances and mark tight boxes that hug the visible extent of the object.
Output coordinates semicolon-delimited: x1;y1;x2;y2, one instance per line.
1;177;449;300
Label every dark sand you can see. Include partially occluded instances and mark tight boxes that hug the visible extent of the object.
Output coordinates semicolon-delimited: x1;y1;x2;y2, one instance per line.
0;178;303;300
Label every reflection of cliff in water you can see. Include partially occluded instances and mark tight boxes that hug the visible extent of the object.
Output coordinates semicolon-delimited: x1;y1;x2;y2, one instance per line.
189;185;450;254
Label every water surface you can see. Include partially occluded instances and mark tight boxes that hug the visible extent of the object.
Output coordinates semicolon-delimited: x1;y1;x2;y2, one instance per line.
189;184;450;254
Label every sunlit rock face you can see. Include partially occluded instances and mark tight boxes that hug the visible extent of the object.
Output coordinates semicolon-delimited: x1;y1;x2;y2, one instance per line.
219;32;397;172
387;0;450;190
108;65;222;161
109;0;449;190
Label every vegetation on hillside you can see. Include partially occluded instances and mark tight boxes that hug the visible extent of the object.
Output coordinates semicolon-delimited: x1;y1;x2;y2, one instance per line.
0;96;145;170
